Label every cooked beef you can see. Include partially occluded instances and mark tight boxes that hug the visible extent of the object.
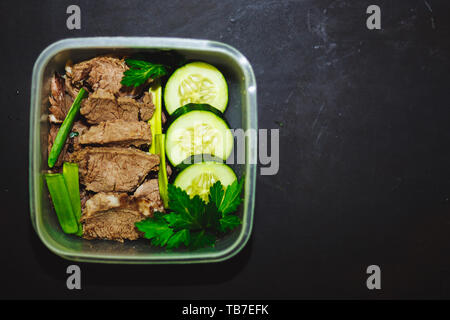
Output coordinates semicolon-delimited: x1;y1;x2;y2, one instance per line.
83;192;154;218
136;92;155;121
79;119;152;147
64;74;79;99
82;209;143;241
83;192;128;218
79;90;118;123
48;124;69;167
79;188;92;210
71;147;160;192
133;179;164;213
80;91;154;124
49;73;74;123
81;192;155;241
70;121;89;150
116;92;155;122
66;55;148;97
67;56;127;95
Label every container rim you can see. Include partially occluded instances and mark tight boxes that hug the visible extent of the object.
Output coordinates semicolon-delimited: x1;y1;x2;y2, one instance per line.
29;37;257;264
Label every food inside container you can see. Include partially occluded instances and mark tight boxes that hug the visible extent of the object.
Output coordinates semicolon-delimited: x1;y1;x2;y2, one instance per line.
45;53;244;249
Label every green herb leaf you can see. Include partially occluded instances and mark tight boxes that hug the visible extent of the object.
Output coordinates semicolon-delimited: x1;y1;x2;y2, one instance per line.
121;59;167;87
163;212;193;230
124;59;153;69
190;230;216;249
166;229;190;249
209;181;225;209
209;179;244;216
137;178;244;250
135;213;174;247
219;215;242;232
201;200;222;231
167;184;204;229
69;131;79;138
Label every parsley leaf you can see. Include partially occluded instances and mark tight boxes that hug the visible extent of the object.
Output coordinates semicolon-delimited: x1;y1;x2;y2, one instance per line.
209;179;244;216
219;215;242;232
190;230;216;249
135;212;173;247
121;59;168;87
166;229;190;249
167;184;204;229
136;178;244;250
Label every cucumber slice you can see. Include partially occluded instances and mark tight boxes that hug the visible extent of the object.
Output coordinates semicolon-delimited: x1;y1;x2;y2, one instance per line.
174;162;237;201
175;154;225;172
164;62;228;115
166;110;234;166
164;103;228;130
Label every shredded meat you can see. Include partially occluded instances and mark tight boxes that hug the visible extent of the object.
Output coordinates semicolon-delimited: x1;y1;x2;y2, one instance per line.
70;147;160;192
79;119;151;147
67;56;127;95
81;192;155;241
133;179;165;213
48;73;74;123
65;55;149;97
80;91;154;124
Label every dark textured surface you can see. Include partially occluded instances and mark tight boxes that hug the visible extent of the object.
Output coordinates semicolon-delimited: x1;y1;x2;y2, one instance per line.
1;0;450;299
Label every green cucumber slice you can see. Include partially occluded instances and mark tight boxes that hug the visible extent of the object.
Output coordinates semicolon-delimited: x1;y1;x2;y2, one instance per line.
175;154;225;172
166;110;234;166
164;103;228;130
164;62;228;115
174;162;237;201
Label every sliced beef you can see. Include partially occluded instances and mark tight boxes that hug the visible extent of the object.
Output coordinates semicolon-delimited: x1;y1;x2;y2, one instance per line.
48;73;74;123
82;209;143;241
116;92;154;121
70;121;89;150
81;192;154;241
79;188;92;210
79;90;118;123
70;147;160;192
133;179;164;213
79;119;151;147
136;92;155;121
67;56;126;95
64;74;79;99
66;55;148;97
80;91;154;124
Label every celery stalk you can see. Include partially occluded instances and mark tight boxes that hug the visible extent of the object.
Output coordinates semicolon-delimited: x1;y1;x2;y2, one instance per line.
149;81;162;154
48;88;87;168
63;162;83;236
45;173;79;234
156;134;169;208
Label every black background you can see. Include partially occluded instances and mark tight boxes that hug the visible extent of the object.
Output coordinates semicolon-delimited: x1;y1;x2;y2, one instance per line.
1;0;450;299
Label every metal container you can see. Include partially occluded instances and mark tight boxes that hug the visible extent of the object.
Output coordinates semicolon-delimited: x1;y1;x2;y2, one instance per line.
29;37;257;264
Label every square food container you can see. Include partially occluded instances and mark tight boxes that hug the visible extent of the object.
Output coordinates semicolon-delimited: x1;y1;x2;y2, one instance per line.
29;37;257;264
